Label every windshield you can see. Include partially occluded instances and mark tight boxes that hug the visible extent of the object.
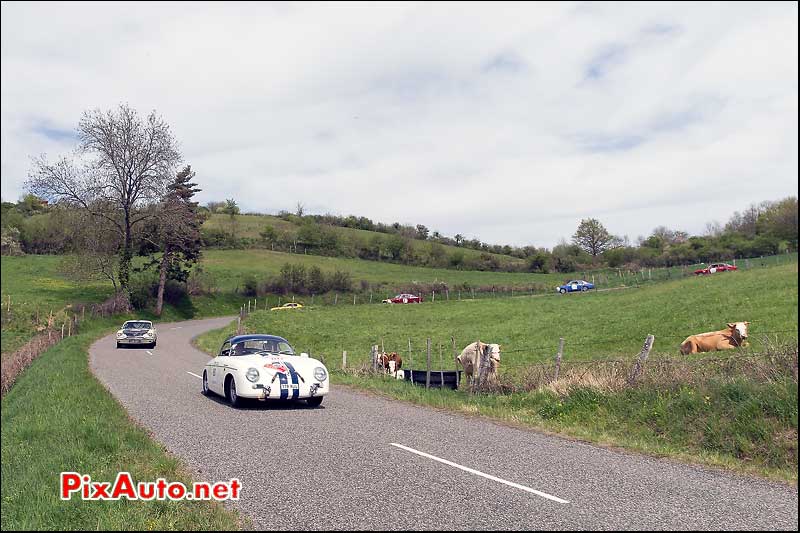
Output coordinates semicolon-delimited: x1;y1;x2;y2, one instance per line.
230;339;295;356
123;321;152;329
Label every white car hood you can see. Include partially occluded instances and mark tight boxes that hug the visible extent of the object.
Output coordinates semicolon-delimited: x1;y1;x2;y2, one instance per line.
224;353;324;374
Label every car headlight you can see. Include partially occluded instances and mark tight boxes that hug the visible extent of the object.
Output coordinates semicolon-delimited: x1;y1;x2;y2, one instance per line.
116;331;126;339
246;368;260;382
144;331;155;338
313;367;327;382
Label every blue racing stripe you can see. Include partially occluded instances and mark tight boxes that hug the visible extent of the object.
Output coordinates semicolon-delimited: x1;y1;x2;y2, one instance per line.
278;371;289;399
284;361;300;400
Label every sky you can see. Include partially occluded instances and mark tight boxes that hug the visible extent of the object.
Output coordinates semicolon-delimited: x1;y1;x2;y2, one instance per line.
1;1;797;248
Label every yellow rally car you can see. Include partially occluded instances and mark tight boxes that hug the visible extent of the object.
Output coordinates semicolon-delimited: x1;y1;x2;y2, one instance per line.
270;302;304;311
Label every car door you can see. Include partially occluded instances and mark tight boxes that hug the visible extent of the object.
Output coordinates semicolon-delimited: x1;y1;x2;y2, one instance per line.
210;341;231;393
569;281;579;292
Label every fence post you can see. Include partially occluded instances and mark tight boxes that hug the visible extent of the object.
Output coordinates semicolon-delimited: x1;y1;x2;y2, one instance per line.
342;350;347;370
61;323;65;339
554;337;564;381
426;338;431;389
237;316;241;334
408;338;413;385
370;292;373;304
627;335;655;385
371;345;379;372
334;293;338;305
439;342;444;389
432;290;435;303
474;339;489;393
452;336;459;388
354;294;357;305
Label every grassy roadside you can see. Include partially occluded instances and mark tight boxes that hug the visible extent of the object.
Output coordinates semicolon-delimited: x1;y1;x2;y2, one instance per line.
0;318;244;530
332;373;797;484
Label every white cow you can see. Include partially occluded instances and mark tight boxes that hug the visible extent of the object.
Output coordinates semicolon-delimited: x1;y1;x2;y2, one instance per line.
456;341;501;388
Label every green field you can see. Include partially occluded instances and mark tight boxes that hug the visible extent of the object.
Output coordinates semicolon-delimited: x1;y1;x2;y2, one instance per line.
196;262;799;368
1;256;110;356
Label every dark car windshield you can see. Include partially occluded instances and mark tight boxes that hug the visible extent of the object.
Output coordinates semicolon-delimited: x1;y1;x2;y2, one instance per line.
123;321;152;329
230;339;295;356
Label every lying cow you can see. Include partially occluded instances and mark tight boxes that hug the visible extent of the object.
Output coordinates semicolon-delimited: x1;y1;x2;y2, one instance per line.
679;322;750;354
378;352;403;376
457;341;501;388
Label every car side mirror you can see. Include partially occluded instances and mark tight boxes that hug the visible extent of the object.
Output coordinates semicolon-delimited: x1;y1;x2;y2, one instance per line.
300;352;309;358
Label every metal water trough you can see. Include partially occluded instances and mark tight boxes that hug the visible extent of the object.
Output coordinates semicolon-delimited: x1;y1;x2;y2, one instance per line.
401;369;463;390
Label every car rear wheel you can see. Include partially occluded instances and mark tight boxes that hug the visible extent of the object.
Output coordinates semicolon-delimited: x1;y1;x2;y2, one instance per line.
581;286;588;292
226;376;242;407
307;396;323;407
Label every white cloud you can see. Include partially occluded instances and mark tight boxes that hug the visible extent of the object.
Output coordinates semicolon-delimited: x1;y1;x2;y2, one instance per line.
1;1;797;248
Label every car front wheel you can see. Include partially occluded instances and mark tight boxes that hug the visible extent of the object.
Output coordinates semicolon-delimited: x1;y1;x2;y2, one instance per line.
559;288;566;294
581;286;588;292
227;376;242;407
202;371;211;396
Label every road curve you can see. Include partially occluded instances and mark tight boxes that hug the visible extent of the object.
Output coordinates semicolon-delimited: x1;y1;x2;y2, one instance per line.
90;317;798;530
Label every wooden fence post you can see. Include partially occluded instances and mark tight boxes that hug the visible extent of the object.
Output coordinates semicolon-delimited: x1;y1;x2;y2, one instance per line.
61;323;65;339
452;336;459;388
334;293;338;305
439;342;444;389
426;338;431;389
408;338;413;385
342;350;347;370
554;337;564;381
627;335;655;385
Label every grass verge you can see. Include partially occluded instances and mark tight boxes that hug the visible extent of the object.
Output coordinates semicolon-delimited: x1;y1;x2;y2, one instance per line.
0;318;243;530
333;372;797;484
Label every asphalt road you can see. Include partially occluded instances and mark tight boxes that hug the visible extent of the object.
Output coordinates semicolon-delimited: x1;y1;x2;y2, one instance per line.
89;317;798;530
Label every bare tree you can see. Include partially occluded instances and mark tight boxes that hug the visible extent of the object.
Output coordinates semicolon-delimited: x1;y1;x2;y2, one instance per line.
295;201;305;217
27;104;181;293
59;209;123;294
572;218;614;261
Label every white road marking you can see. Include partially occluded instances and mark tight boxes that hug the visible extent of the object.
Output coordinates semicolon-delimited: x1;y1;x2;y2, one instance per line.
186;371;202;379
146;351;154;356
171;326;183;330
389;442;570;504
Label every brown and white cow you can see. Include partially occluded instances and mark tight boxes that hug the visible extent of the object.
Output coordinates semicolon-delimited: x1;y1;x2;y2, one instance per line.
378;352;403;377
679;322;750;354
456;341;501;387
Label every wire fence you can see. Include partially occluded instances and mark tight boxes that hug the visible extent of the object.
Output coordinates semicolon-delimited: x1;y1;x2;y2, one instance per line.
342;335;798;396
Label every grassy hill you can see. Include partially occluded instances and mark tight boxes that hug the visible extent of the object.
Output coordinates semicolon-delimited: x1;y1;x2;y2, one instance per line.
202;212;528;269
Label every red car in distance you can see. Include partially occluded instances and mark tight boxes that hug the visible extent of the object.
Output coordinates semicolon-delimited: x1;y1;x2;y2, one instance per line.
694;262;737;275
382;293;423;304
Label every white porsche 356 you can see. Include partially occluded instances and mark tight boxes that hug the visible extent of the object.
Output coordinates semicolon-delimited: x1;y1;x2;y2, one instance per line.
202;334;329;407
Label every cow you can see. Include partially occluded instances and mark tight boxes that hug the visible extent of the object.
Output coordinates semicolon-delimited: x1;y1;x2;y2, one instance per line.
456;341;501;388
679;322;750;354
377;352;403;377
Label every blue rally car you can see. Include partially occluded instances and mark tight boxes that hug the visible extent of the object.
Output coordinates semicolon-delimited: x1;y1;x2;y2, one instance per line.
556;279;594;294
